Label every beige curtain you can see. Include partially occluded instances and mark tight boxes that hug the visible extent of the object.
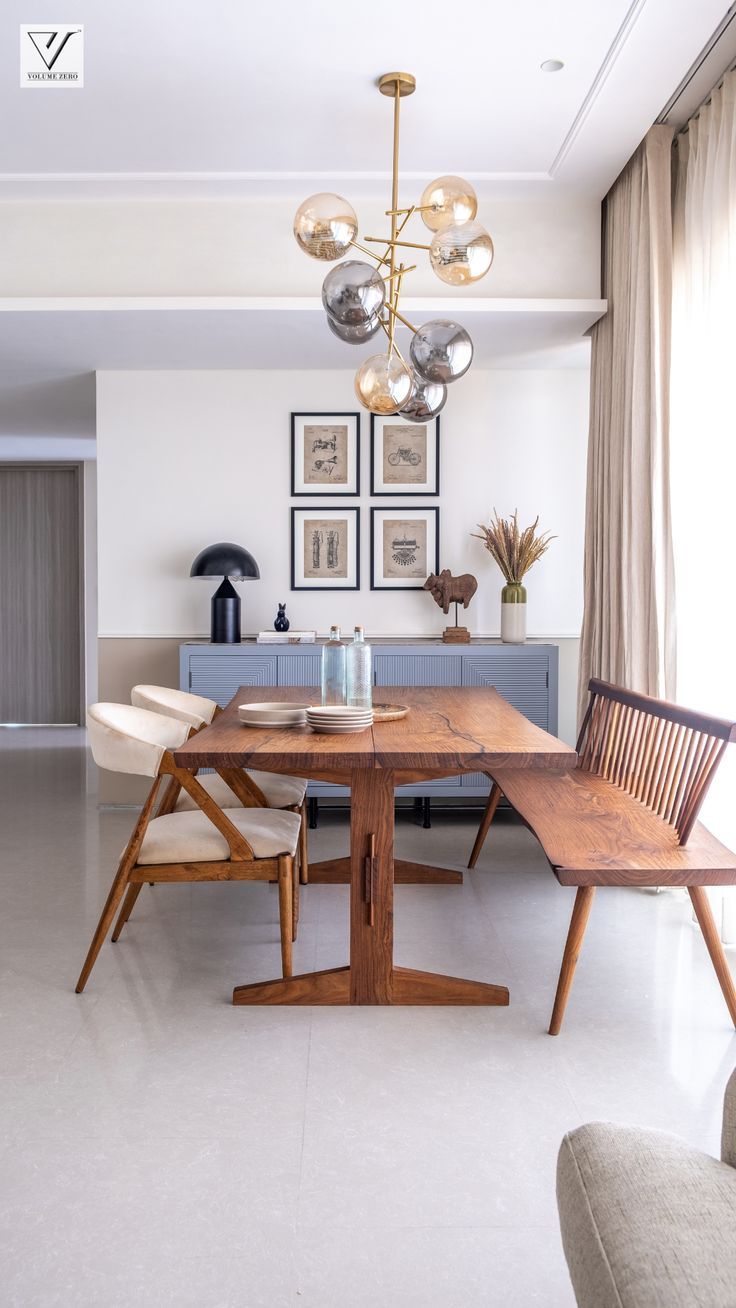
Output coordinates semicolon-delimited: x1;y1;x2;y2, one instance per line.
578;125;677;724
670;73;736;939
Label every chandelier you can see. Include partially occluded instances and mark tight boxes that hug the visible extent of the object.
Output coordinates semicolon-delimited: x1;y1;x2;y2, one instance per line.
293;72;494;419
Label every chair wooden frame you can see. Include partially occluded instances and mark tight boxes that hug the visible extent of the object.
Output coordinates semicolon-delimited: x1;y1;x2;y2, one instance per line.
468;678;736;1034
76;749;299;993
140;698;310;886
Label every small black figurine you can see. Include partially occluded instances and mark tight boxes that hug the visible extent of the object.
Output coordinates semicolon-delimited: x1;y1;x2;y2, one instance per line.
274;603;290;633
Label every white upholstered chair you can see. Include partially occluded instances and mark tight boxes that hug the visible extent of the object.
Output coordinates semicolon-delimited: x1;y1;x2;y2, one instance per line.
131;685;310;882
76;702;301;993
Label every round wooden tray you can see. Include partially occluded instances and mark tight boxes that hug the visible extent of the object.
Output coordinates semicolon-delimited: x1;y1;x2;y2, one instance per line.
372;703;409;722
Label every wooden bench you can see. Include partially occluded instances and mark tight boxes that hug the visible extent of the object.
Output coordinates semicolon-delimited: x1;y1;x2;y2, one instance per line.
468;678;736;1034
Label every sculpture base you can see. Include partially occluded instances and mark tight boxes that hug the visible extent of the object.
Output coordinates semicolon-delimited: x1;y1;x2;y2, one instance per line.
442;625;470;644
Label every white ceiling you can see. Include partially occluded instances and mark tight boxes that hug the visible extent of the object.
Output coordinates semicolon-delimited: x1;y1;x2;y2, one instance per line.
1;0;729;200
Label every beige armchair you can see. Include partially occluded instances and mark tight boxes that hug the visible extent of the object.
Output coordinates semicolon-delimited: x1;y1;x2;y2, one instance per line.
131;684;310;881
557;1067;736;1307
77;702;301;993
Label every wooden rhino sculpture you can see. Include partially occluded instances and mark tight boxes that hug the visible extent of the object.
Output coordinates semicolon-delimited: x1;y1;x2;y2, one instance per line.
424;569;478;615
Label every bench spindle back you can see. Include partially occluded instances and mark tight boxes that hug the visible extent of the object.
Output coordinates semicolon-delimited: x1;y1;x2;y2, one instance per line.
577;679;736;845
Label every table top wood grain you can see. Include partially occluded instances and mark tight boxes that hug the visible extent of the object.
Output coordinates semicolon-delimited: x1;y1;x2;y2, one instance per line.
173;685;577;776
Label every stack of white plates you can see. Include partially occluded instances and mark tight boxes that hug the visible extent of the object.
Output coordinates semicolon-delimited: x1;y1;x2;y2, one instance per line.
238;702;310;727
306;705;374;734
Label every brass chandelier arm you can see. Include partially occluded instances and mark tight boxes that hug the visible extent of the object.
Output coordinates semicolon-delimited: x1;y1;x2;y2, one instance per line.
381;263;416;281
383;301;418;334
386;204;434;216
378;317;412;376
349;239;391;268
364;236;432;252
388;264;406;357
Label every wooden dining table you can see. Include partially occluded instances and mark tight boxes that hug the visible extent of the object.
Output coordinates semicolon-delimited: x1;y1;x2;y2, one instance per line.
174;685;577;1006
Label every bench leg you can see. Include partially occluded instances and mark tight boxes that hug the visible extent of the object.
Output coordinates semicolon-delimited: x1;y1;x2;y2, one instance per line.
549;886;595;1035
467;782;502;869
688;887;736;1028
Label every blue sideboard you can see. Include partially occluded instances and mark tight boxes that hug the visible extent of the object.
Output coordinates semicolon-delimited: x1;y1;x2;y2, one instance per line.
179;640;559;801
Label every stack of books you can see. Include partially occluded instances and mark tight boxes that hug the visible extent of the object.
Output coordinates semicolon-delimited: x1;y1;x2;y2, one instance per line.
256;631;316;644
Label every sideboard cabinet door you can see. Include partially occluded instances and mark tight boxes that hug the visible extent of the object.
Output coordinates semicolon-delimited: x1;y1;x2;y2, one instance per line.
277;655;321;688
373;654;462;687
188;654;278;708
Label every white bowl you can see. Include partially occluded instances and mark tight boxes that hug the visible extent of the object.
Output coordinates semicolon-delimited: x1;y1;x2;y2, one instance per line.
238;702;310;727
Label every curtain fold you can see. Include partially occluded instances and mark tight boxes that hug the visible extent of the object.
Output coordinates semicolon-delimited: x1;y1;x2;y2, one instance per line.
670;72;736;930
578;125;677;724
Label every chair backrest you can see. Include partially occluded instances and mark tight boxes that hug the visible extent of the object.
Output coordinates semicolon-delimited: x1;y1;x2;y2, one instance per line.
131;684;217;729
87;703;190;777
577;679;736;845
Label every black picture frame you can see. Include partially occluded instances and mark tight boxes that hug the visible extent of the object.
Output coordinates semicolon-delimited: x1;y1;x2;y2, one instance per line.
291;411;361;497
290;506;361;591
369;413;440;496
370;506;440;590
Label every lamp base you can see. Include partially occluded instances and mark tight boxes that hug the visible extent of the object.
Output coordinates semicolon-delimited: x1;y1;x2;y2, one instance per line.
211;578;241;644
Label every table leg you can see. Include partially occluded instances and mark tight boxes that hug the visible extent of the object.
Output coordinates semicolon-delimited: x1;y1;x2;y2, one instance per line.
233;767;509;1007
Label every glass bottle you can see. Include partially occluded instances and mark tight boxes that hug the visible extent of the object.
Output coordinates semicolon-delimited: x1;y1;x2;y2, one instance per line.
346;626;372;708
321;625;346;705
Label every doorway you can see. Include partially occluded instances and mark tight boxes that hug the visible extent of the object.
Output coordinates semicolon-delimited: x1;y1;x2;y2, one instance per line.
0;463;84;724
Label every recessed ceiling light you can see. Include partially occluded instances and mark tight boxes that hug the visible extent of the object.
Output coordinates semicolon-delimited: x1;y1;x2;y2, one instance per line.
541;59;564;72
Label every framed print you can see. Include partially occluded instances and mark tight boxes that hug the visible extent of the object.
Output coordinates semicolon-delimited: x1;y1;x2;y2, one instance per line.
370;413;440;496
291;506;360;590
370;506;440;590
291;412;360;496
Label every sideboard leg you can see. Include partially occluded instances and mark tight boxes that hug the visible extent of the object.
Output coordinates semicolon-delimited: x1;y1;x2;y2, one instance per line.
308;797;319;829
422;797;432;829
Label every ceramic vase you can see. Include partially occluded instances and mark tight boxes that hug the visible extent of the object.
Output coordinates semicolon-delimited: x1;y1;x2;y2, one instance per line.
500;583;527;644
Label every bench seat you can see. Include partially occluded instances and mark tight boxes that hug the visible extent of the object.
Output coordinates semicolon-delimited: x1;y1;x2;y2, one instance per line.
469;677;736;1033
490;767;736;886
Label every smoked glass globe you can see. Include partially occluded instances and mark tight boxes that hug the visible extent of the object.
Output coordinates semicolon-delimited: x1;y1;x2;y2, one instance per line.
420;175;478;231
429;221;494;285
327;313;381;344
399;375;447;421
410;320;473;384
293;193;358;261
322;260;386;325
354;353;414;415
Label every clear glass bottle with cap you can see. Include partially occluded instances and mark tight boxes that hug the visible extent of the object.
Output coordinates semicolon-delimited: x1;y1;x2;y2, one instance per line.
321;625;346;705
346;625;372;709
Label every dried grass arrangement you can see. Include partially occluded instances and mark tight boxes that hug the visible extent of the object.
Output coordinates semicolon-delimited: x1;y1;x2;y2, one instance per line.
472;510;554;585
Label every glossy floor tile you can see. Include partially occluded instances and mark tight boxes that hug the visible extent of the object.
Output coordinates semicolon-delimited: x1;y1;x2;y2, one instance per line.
2;729;736;1306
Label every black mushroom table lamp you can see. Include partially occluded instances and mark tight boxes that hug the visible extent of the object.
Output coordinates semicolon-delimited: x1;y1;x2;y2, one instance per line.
190;542;260;644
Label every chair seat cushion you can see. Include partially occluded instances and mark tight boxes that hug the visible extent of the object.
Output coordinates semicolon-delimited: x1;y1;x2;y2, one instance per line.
174;770;307;813
557;1122;736;1308
136;807;301;865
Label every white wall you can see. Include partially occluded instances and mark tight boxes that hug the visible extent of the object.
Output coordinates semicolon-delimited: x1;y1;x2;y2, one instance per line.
96;368;589;642
0;197;601;299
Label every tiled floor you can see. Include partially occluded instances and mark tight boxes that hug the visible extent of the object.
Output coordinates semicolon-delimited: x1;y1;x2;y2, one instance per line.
2;729;736;1306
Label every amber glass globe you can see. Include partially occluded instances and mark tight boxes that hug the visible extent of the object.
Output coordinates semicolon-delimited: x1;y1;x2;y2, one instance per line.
293;193;358;261
429;221;494;285
420;176;478;231
354;353;414;415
